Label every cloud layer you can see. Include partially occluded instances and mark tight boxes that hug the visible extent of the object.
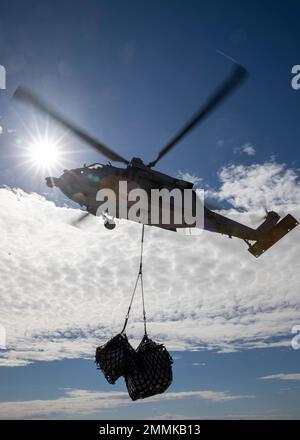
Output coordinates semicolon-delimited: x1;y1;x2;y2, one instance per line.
207;161;300;211
0;160;300;366
260;373;300;381
0;388;254;419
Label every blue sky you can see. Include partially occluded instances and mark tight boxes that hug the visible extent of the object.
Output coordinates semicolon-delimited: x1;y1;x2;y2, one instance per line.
0;0;300;419
0;349;300;419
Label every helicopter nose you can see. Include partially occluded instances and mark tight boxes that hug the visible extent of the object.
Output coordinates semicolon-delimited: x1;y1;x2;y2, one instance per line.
45;177;59;188
46;170;80;192
61;170;78;182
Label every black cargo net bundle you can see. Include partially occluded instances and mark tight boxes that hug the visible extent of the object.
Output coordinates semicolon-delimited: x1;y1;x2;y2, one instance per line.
125;334;173;401
95;225;173;400
95;333;134;385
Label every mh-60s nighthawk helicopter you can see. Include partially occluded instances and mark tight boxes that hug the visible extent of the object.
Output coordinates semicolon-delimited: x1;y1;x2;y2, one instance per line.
13;64;298;257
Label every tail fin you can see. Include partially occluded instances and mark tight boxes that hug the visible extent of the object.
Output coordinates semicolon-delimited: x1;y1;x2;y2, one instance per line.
248;213;299;258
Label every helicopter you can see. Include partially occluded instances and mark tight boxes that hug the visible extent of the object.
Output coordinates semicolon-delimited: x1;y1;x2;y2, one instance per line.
13;63;298;258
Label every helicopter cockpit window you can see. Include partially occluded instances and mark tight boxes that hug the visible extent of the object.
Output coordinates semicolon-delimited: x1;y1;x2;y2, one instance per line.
87;163;103;170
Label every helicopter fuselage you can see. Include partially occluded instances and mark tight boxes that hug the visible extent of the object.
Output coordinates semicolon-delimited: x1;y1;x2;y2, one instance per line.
46;157;262;240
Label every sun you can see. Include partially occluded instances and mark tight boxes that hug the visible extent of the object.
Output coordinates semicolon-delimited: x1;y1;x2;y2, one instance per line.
30;139;60;168
16;114;69;176
23;130;67;174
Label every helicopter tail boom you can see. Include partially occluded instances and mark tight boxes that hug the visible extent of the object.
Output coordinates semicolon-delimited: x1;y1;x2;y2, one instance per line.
204;208;298;257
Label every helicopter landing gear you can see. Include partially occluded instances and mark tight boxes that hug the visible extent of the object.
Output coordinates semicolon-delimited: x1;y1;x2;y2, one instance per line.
104;219;116;230
102;212;116;230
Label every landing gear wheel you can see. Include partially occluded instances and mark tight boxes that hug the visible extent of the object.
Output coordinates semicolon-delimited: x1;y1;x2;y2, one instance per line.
104;219;116;230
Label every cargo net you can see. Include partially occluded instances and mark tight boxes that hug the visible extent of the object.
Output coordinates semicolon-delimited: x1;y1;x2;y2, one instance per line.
95;225;174;399
95;333;134;384
125;335;173;401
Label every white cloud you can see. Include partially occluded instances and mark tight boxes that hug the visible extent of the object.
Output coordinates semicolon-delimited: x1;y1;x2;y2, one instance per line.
242;143;256;156
0;159;300;366
0;388;254;419
207;161;300;211
152;390;254;402
177;171;203;186
260;373;300;381
234;143;256;156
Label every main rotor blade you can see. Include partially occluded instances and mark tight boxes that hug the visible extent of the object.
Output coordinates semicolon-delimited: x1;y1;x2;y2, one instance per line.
148;64;248;168
13;86;130;165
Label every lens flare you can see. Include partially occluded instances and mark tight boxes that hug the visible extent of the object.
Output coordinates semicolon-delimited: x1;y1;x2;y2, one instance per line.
21;128;68;175
30;139;60;168
14;113;70;177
